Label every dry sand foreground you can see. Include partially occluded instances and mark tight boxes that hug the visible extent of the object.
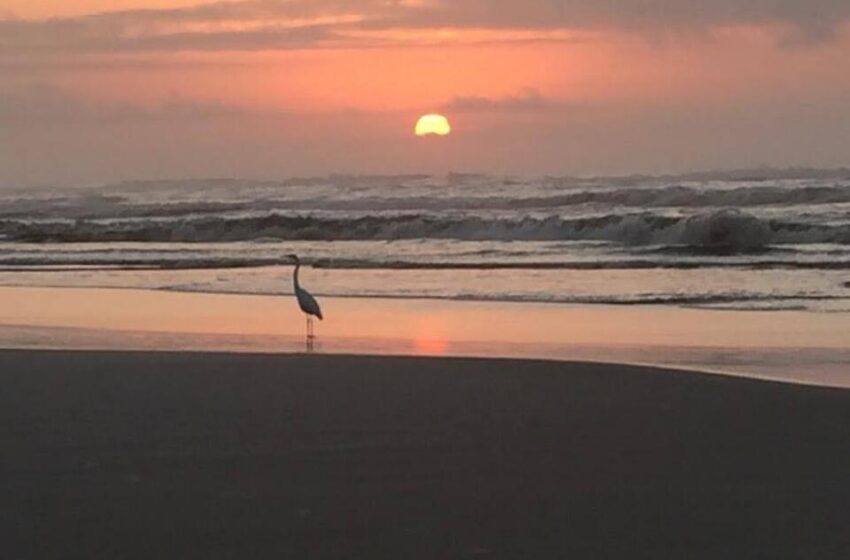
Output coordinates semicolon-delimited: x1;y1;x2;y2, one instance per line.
1;350;848;558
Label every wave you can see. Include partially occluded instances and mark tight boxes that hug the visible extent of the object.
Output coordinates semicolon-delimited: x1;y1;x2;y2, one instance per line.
3;183;850;221
446;292;850;307
2;256;850;272
312;259;850;271
397;184;850;212
2;209;848;251
241;184;850;213
132;285;850;308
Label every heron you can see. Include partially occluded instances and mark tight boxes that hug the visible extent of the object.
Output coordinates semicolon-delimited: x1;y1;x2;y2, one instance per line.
287;254;323;349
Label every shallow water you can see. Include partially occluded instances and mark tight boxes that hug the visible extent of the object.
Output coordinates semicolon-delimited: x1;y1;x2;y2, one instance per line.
0;287;847;387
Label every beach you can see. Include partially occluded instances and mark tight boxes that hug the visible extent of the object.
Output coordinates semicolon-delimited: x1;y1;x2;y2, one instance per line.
5;0;850;556
2;349;849;558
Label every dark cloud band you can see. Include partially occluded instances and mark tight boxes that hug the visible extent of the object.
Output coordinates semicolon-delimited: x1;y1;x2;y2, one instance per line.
1;0;849;56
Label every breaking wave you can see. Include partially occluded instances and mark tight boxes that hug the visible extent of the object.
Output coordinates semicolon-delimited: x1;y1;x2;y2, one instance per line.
3;183;850;220
2;209;848;251
323;184;850;212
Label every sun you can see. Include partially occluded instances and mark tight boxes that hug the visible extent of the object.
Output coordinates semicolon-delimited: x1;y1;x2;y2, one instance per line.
415;114;451;137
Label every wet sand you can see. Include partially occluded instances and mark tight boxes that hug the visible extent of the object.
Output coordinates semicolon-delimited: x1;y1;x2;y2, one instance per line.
2;350;849;558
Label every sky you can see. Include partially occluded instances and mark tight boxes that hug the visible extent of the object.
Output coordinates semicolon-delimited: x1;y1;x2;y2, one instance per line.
1;0;850;186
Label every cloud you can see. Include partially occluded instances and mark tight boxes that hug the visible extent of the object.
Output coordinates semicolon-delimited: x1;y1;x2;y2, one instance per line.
393;1;850;36
0;13;341;55
0;84;249;124
1;0;849;58
445;88;556;112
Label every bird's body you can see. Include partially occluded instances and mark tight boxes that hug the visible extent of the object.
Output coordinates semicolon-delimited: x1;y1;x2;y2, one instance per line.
292;260;323;320
288;254;322;350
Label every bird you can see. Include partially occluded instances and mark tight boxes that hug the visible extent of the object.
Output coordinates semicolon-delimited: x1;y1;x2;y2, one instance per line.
287;254;323;349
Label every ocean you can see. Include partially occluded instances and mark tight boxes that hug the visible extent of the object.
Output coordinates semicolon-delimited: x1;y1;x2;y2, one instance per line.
1;169;849;312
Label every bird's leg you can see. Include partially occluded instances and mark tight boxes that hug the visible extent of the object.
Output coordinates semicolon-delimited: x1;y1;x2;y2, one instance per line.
307;315;316;352
305;315;315;352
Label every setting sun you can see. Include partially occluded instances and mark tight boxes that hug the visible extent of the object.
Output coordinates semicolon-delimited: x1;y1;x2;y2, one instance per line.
415;114;451;136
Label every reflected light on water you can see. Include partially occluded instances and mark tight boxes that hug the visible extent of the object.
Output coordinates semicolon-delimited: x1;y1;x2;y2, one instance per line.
413;337;449;355
411;313;449;355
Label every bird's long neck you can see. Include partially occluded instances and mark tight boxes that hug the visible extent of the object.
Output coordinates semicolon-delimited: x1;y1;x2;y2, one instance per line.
292;262;301;291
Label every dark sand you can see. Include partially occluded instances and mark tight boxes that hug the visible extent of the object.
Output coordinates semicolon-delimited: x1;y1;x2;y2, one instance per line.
1;350;848;559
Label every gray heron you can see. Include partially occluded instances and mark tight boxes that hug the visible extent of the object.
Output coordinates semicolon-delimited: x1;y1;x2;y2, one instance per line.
287;254;323;349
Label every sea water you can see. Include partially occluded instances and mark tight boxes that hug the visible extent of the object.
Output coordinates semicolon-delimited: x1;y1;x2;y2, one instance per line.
1;170;849;312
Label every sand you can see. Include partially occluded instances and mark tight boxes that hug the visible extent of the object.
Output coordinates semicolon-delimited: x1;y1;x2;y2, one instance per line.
1;350;848;558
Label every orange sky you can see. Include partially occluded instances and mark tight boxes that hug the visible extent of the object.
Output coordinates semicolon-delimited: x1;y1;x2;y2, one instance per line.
46;30;850;113
1;1;849;184
2;0;204;19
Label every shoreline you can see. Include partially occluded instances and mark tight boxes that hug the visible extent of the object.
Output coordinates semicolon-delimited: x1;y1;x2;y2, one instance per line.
1;262;848;313
0;285;847;388
2;323;849;390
